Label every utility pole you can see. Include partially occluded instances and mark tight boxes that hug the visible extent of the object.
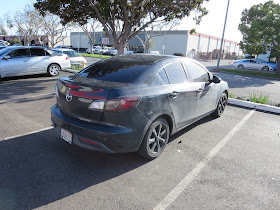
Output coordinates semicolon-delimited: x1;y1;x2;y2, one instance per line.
217;0;230;70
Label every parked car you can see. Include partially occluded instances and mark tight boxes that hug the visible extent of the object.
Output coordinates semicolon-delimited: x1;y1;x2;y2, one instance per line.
51;54;229;159
232;59;276;71
0;41;9;50
0;46;71;78
101;47;113;55
55;45;72;49
52;49;87;68
149;51;160;55
93;46;112;55
110;49;134;56
86;46;100;54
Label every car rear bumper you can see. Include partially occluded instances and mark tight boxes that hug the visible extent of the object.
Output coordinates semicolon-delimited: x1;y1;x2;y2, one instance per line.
51;105;144;153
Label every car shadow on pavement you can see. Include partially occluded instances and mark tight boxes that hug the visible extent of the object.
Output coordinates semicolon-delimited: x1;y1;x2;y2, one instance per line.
0;128;149;209
211;71;277;88
169;115;216;143
0;76;58;101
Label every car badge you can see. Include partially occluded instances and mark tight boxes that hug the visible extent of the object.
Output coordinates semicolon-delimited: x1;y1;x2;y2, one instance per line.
66;93;73;102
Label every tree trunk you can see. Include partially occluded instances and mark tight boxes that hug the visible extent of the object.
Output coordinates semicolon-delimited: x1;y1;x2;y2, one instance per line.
118;40;127;55
90;43;94;54
276;56;280;75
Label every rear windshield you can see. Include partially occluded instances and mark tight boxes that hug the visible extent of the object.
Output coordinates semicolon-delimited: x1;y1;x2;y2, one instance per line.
63;51;80;57
78;57;149;83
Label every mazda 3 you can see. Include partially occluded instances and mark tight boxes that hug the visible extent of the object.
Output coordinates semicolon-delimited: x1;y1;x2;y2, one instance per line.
51;54;229;159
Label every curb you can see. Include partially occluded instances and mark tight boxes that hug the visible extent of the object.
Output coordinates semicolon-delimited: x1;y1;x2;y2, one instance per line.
228;98;280;114
62;69;79;74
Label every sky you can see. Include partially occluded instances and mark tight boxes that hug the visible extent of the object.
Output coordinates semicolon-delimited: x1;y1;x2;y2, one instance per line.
1;0;280;43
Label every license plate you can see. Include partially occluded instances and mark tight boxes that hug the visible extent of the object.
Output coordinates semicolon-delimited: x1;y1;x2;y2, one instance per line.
61;128;72;144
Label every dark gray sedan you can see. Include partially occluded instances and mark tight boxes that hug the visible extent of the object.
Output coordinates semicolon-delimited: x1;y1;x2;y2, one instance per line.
51;54;229;159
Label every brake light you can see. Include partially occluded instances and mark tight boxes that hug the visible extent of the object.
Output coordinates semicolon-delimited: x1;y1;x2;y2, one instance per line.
66;56;69;60
88;96;141;111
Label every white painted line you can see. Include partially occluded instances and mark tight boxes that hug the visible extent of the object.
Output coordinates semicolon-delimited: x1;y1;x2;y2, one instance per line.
0;92;55;104
4;126;53;141
154;109;255;210
228;98;280;114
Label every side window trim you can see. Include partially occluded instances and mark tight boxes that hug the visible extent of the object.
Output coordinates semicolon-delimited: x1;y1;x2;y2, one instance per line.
163;61;188;84
156;68;170;86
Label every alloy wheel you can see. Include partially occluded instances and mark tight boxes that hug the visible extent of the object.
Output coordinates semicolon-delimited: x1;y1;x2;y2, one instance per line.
148;123;168;154
218;94;227;115
49;64;60;76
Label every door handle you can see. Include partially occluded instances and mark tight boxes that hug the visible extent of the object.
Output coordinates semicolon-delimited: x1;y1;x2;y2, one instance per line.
169;91;179;98
197;88;203;93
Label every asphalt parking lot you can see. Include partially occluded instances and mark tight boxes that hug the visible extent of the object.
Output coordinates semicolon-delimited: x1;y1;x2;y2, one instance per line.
0;73;280;209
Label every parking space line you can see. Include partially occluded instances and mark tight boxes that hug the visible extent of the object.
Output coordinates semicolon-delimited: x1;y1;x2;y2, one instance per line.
3;126;53;141
0;92;55;104
154;109;255;210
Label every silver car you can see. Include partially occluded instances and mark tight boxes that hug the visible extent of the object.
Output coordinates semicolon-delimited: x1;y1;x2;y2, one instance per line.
0;46;71;78
232;59;276;71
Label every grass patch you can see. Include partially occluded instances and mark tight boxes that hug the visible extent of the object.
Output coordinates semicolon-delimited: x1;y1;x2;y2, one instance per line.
79;53;111;59
218;68;280;79
70;64;84;71
248;92;271;104
228;92;236;99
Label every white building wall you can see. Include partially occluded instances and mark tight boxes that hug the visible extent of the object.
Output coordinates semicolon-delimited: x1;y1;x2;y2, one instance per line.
186;35;199;57
71;33;90;49
150;33;188;55
208;39;218;52
199;37;209;52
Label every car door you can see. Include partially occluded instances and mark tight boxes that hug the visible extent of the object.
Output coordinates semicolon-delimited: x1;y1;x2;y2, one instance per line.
163;62;197;129
246;59;258;69
184;62;217;118
1;48;30;77
28;48;50;73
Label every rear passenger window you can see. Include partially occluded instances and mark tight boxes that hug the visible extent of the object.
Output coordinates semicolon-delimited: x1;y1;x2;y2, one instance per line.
30;48;45;56
158;69;169;85
164;62;187;84
185;62;209;83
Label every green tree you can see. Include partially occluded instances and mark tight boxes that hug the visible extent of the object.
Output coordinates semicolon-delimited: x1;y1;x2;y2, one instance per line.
239;1;280;74
35;0;208;54
8;38;22;45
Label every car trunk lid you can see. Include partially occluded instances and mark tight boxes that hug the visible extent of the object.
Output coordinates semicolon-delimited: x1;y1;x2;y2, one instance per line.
56;75;128;123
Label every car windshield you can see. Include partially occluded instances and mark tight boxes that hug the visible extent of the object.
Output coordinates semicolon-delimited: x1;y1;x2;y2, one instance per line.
0;47;11;57
63;51;80;57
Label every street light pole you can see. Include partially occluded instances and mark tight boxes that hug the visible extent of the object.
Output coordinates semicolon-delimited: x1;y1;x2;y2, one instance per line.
217;0;230;70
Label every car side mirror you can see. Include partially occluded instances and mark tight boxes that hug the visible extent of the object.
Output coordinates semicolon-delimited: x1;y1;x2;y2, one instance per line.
3;55;10;60
212;75;221;83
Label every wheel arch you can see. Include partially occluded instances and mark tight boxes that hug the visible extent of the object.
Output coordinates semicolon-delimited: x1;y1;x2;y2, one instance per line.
48;62;61;69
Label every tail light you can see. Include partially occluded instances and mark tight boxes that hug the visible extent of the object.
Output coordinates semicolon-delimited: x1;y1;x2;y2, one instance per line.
66;56;69;60
88;96;141;111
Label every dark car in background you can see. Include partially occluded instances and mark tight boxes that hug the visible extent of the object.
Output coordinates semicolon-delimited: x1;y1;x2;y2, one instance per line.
51;54;229;159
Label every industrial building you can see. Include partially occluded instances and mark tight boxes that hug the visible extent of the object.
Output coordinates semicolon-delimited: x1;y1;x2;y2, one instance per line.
70;30;241;59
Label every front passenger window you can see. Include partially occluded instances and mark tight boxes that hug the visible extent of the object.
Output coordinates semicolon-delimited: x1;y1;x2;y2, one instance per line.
184;62;209;83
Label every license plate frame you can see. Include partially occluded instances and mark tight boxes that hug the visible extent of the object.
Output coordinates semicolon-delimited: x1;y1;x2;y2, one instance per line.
61;128;72;144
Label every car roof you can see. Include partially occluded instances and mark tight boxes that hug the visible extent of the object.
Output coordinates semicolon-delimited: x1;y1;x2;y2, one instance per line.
98;54;201;68
53;49;74;52
4;46;46;50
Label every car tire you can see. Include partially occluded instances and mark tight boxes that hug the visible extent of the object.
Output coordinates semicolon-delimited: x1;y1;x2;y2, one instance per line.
262;66;269;71
47;63;61;76
212;92;228;118
138;118;170;160
237;64;244;69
